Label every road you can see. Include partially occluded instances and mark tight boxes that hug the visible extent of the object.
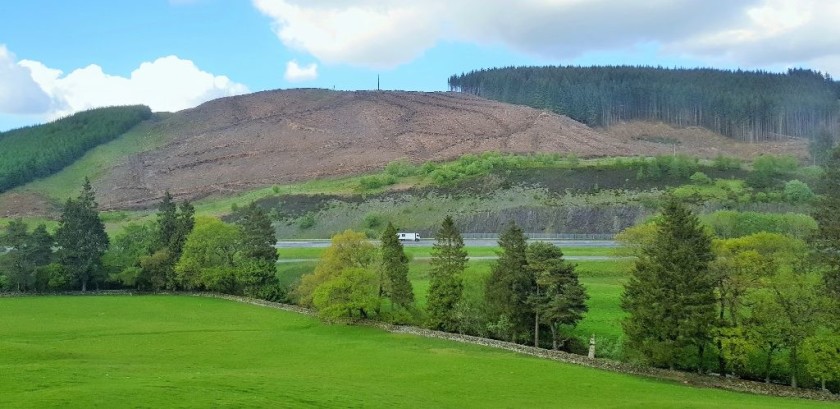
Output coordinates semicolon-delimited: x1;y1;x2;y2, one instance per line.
276;239;617;248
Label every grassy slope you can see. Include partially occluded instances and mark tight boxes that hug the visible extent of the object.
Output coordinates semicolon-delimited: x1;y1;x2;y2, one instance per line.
0;296;829;409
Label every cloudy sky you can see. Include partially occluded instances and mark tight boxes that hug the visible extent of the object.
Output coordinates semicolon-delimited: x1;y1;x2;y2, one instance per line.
1;0;839;131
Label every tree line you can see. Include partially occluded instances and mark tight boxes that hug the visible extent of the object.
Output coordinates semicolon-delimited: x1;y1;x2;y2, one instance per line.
293;216;589;351
0;181;281;300
448;66;839;142
0;105;151;193
619;148;840;389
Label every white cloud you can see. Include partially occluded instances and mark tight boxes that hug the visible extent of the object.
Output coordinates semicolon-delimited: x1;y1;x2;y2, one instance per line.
0;45;52;114
284;59;318;82
0;47;248;119
252;0;840;77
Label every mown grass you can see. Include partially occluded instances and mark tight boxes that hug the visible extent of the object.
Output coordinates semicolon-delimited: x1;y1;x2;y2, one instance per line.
0;296;829;408
276;255;632;359
276;246;617;260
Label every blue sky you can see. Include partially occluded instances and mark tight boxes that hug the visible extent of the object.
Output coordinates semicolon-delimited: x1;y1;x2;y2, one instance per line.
2;0;839;131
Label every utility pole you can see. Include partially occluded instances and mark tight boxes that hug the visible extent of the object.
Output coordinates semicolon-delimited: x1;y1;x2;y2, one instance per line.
377;74;380;91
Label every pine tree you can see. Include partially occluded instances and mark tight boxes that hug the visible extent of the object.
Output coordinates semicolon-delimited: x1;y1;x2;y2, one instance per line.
812;146;840;299
55;178;109;292
621;197;716;371
426;216;467;331
1;219;32;291
235;202;280;300
486;222;533;342
527;241;588;349
380;222;414;310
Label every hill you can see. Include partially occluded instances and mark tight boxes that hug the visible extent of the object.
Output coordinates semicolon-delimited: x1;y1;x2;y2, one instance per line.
449;66;840;142
0;89;808;216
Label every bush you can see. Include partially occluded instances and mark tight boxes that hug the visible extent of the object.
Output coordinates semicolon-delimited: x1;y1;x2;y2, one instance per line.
713;155;742;171
384;160;417;177
363;213;384;229
783;179;814;203
747;154;799;188
702;211;817;239
299;213;316;229
689;171;712;185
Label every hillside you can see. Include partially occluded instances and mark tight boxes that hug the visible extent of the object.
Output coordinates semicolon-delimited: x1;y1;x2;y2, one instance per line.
449;66;840;142
1;89;808;216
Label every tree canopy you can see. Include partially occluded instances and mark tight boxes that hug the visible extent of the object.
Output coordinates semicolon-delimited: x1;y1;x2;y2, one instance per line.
449;66;839;142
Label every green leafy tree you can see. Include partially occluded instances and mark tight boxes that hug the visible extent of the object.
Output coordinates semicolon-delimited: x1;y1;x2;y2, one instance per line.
751;268;828;388
175;217;241;293
809;128;835;166
802;334;840;391
312;267;379;321
621;197;716;371
486;222;533;342
426;216;467;331
379;222;414;310
296;230;376;307
55;178;109;292
235;202;280;300
104;223;156;288
527;241;588;349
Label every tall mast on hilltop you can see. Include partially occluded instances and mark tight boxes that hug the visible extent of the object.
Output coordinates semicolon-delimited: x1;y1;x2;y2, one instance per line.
377;74;380;91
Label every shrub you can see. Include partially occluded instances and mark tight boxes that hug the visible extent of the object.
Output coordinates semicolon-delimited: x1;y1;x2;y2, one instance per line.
299;213;316;229
363;213;384;229
384;160;417;177
702;211;817;239
783;179;814;203
689;171;712;185
713;155;742;171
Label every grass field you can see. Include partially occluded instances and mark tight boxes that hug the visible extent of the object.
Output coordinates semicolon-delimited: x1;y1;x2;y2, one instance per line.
0;296;831;408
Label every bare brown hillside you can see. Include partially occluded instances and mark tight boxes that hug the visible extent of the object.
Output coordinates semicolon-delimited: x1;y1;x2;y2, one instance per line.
96;90;633;209
42;89;808;211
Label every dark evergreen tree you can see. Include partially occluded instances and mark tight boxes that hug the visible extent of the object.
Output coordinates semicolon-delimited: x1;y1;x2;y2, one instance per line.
0;219;33;291
621;197;716;371
235;202;280;300
147;192;195;289
486;222;533;343
426;216;467;331
55;178;109;292
527;241;588;349
811;146;840;299
379;222;414;310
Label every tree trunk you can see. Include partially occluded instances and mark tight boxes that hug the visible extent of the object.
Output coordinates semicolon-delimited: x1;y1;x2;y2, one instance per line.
764;347;774;384
81;279;87;292
551;326;558;350
790;346;798;388
534;310;540;348
697;343;705;374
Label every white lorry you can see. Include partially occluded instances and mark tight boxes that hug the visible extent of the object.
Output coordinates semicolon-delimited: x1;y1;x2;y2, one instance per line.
397;232;421;241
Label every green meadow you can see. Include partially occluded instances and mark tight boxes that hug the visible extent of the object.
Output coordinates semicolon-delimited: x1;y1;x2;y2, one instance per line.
0;296;831;408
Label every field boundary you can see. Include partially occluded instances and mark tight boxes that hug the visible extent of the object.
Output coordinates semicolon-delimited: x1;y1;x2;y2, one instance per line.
2;290;837;401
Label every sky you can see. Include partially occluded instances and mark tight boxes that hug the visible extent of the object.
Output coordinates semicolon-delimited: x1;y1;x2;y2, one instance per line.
1;0;839;131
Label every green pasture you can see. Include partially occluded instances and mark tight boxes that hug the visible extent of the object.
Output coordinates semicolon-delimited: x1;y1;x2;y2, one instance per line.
0;296;830;408
276;245;617;260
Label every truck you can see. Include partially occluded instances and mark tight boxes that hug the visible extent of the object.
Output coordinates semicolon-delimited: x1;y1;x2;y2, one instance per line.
397;232;421;241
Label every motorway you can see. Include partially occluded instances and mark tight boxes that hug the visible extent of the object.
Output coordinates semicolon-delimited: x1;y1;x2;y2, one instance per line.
276;239;617;248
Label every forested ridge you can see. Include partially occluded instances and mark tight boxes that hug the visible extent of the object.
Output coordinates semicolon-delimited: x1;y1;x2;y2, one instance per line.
0;105;151;193
448;66;840;142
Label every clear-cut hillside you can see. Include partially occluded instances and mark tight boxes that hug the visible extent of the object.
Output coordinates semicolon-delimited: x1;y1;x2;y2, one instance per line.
100;89;636;208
